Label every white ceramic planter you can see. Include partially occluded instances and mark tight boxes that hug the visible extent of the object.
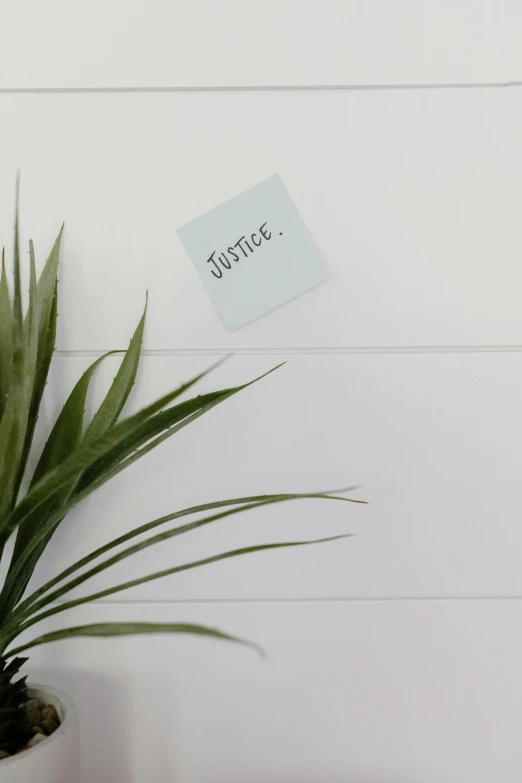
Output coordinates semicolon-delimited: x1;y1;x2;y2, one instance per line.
0;684;80;783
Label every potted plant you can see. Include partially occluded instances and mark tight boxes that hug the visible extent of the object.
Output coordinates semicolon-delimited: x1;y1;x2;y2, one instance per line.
0;199;363;782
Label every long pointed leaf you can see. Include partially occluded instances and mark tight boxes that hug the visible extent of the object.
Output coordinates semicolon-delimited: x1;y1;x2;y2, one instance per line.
14;229;63;500
4;391;236;594
10;494;357;624
0;251;13;423
0;394;236;615
13;490;363;618
78;387;235;492
12;181;22;333
75;380;236;497
83;298;147;442
5;622;262;658
6;352;118;608
34;228;62;345
12;242;39;498
3;363;278;545
23;242;37;344
32;351;118;489
0;368;278;614
0;362;235;546
0;198;31;525
6;535;350;645
76;356;229;495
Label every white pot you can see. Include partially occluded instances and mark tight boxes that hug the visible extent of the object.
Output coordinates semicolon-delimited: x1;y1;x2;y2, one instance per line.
0;684;80;783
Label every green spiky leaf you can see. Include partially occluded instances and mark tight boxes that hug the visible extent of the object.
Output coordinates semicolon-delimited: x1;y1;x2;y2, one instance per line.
5;352;118;610
0;199;361;672
6;623;263;659
11;489;363;622
3;496;353;640
83;298;146;443
0;252;13;423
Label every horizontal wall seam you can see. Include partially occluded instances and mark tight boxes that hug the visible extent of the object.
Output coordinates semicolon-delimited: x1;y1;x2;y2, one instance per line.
1;81;522;94
54;345;522;357
51;595;522;606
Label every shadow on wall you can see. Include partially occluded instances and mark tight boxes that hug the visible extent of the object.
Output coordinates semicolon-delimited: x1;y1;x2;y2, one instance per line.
26;666;179;783
26;667;415;783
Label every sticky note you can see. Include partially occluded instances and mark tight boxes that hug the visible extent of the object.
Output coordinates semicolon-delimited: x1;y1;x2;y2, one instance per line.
177;174;330;330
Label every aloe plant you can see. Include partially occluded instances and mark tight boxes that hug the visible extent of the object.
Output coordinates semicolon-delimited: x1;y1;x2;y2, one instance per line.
0;199;363;754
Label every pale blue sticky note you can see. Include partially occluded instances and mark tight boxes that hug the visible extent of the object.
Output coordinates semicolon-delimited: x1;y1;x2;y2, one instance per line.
177;174;330;330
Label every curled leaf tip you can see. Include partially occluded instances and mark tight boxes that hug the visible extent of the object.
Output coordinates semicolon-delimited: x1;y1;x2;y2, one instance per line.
210;354;229;371
268;361;287;374
331;485;361;493
253;642;266;660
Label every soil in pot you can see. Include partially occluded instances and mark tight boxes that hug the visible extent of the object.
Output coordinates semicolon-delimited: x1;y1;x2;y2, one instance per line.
0;697;61;760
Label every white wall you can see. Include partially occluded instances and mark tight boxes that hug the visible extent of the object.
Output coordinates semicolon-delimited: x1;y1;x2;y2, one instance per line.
1;3;522;781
